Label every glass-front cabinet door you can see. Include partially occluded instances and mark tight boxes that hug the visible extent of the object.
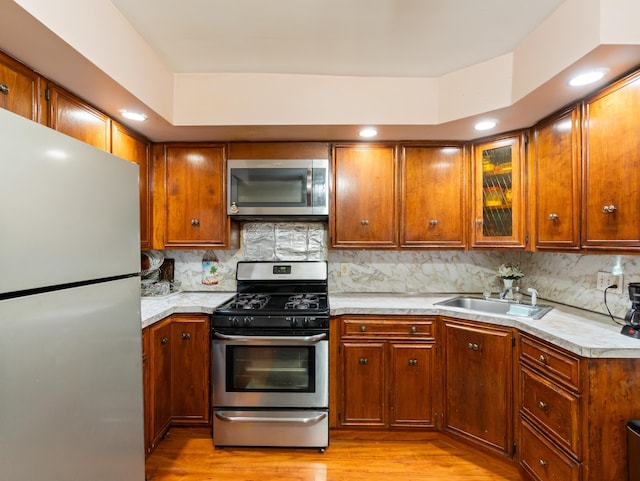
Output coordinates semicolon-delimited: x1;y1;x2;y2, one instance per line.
471;134;527;249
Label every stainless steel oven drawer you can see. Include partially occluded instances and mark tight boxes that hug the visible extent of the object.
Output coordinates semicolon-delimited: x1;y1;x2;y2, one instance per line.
213;410;328;449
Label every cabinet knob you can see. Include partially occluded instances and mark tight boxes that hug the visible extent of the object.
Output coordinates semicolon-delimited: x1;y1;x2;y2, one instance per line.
602;204;617;213
161;337;169;344
408;359;418;366
547;213;559;220
359;358;369;365
538;401;548;410
181;332;191;340
467;342;480;351
410;326;418;334
360;325;367;332
429;219;439;226
538;354;547;364
476;218;483;225
0;83;9;95
538;459;548;468
191;218;200;226
360;219;369;225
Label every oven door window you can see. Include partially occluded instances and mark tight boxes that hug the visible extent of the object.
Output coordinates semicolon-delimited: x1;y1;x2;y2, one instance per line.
226;345;315;393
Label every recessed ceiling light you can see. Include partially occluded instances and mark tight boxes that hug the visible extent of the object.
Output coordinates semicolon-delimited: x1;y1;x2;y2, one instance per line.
568;69;607;87
120;110;148;122
474;120;496;131
359;127;378;138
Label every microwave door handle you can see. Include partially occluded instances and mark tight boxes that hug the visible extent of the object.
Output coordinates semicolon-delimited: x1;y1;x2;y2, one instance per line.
306;167;313;206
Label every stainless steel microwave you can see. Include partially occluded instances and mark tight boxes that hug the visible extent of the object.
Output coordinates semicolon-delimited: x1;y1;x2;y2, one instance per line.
227;159;329;219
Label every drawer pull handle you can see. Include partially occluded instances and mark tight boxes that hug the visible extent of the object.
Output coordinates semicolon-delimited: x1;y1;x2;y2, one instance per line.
359;358;369;365
602;204;617;213
538;459;547;468
429;219;439;226
360;325;367;332
191;218;200;226
468;342;480;351
410;326;417;334
547;213;559;220
538;401;547;410
161;337;169;344
360;219;369;225
408;359;418;366
0;83;9;95
181;332;191;340
538;354;547;364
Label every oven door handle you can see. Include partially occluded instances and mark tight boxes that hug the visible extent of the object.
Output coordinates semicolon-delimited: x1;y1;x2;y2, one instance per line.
215;411;327;424
213;332;327;342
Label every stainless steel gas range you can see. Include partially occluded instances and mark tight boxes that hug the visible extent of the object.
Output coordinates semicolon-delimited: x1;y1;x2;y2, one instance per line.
211;260;329;452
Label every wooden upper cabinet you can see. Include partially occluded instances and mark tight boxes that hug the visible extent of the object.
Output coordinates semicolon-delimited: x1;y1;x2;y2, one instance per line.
331;144;398;248
46;84;111;151
400;144;467;249
111;122;152;249
582;70;640;250
532;107;581;251
471;134;527;249
0;51;43;122
152;143;231;249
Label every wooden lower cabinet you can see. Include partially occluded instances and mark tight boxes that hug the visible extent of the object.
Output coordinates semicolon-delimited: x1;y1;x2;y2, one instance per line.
169;314;210;425
148;318;172;452
335;316;437;430
442;318;515;457
144;314;211;454
518;332;640;481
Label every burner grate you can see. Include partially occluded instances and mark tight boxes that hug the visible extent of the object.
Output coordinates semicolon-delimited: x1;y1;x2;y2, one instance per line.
229;293;271;310
285;294;320;310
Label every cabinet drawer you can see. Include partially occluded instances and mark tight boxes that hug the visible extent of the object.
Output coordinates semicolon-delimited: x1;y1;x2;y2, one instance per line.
342;317;435;339
520;419;581;481
520;334;581;392
521;366;581;458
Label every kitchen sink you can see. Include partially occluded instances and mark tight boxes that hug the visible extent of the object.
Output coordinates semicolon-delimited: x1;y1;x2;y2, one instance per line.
435;296;553;319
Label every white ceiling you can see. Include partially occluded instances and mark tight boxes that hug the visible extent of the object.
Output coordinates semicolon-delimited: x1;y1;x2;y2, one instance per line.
1;0;640;142
110;0;564;78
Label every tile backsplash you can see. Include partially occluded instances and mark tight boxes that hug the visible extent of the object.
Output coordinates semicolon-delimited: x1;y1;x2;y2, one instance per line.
159;222;639;320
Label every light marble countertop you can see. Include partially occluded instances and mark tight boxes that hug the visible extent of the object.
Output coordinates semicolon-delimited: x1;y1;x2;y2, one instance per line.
141;291;640;358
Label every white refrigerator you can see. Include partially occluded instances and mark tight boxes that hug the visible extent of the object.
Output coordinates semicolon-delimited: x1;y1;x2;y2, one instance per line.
0;108;145;480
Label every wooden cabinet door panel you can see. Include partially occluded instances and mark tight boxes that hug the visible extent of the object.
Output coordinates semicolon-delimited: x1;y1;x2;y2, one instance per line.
389;342;435;428
170;315;210;424
471;135;526;249
149;319;172;447
341;342;386;426
583;72;640;248
401;145;466;248
0;51;41;122
332;145;397;248
162;145;227;247
111;122;152;249
443;319;514;456
47;85;111;151
533;108;581;250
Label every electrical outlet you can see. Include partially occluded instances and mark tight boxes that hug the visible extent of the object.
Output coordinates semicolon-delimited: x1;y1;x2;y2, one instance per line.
340;263;350;277
596;271;623;293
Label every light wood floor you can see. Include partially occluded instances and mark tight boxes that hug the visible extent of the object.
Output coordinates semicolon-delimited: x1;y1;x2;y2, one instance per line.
145;428;522;481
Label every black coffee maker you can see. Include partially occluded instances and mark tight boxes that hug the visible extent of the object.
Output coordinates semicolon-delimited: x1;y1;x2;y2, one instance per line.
622;283;640;338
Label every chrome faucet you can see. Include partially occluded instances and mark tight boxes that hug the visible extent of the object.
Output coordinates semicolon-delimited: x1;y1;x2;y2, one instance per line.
527;288;539;306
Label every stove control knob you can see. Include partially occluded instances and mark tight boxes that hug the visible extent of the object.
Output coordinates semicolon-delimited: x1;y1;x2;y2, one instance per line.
302;317;311;327
230;317;240;327
290;317;299;327
243;317;252;327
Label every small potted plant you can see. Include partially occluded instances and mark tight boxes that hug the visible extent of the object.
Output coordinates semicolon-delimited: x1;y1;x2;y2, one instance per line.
497;263;524;299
